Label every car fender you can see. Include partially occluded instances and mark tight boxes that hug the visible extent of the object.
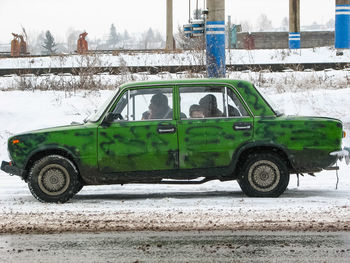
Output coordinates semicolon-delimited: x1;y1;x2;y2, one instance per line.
231;141;294;173
23;144;81;176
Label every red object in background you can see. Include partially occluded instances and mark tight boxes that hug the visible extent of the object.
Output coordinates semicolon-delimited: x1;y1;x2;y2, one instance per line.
77;32;88;54
244;34;255;50
11;33;27;56
11;33;20;56
19;35;27;55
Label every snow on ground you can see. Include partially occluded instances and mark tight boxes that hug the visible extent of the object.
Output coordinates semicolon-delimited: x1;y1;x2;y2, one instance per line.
0;71;350;233
0;47;349;70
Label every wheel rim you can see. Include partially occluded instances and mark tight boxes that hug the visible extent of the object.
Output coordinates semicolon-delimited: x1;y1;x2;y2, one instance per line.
38;164;70;196
248;160;280;192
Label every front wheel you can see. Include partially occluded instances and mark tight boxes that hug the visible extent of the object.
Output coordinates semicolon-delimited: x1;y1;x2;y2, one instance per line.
28;155;79;203
238;153;290;197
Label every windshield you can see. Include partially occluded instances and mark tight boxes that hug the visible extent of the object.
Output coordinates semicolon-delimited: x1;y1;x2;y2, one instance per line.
255;86;284;116
86;88;119;122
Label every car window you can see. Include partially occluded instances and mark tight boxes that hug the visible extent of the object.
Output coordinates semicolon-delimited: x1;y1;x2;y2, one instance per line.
179;86;224;119
255;85;283;116
179;86;248;119
87;88;119;122
112;88;173;121
227;88;249;117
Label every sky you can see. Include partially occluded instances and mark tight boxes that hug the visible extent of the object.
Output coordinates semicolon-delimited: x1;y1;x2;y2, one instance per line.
0;0;335;44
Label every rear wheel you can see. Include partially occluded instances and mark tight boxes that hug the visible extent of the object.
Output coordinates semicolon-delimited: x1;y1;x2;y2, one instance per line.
28;155;79;203
238;153;290;197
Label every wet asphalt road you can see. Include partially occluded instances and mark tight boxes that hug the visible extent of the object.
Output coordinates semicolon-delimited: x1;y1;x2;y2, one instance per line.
1;231;350;263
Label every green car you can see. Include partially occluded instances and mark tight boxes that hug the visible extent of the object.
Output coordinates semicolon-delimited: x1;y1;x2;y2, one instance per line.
1;79;345;203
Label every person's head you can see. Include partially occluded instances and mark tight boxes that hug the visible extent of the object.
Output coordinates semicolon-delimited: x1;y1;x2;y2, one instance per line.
149;93;169;116
189;104;204;118
199;94;217;116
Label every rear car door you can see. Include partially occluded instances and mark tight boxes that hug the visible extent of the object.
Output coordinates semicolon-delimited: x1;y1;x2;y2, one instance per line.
177;84;253;169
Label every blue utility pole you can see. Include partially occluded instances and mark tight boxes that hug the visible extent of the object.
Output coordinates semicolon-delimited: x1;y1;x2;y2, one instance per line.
206;0;225;78
289;0;300;49
335;0;350;49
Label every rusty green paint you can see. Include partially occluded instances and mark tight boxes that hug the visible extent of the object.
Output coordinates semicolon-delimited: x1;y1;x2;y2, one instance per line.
4;79;343;185
98;120;178;173
9;123;97;171
254;116;342;171
178;117;253;169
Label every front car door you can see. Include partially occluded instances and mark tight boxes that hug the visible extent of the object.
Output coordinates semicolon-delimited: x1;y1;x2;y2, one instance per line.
97;86;178;177
177;84;253;170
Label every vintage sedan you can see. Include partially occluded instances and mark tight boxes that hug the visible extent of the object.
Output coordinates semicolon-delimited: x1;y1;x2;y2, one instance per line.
1;79;345;203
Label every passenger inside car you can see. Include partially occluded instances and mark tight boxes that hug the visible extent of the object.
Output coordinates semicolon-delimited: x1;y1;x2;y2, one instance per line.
189;104;205;118
199;94;223;117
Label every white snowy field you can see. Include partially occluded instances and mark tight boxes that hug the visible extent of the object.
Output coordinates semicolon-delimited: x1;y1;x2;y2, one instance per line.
0;72;350;233
0;47;349;70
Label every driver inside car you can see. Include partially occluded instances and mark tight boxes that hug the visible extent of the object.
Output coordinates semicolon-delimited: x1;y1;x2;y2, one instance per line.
142;93;172;120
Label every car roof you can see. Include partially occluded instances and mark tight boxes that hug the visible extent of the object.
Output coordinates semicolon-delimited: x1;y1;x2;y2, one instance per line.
119;79;251;90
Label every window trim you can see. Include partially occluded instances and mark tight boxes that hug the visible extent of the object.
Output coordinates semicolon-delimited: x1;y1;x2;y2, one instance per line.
110;86;175;123
224;86;229;118
127;89;130;120
99;82;262;125
178;85;253;120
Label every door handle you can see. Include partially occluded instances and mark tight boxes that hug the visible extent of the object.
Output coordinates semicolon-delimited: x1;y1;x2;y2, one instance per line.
157;127;176;134
233;123;252;131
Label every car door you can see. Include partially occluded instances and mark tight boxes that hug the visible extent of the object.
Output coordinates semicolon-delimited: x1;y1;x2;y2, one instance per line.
177;84;253;169
97;86;179;174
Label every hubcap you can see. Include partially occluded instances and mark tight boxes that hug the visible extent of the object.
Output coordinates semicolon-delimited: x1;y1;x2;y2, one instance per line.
38;164;70;196
248;160;280;192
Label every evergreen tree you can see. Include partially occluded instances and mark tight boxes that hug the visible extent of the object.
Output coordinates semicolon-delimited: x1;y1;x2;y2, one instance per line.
143;28;154;49
107;24;119;48
42;30;57;55
123;30;131;41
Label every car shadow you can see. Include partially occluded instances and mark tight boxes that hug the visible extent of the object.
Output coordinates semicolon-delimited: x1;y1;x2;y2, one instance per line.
283;188;342;198
74;190;245;201
73;188;339;201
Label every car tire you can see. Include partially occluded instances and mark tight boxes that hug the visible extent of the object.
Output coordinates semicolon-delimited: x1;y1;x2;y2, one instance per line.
28;155;79;203
238;152;290;197
74;181;84;195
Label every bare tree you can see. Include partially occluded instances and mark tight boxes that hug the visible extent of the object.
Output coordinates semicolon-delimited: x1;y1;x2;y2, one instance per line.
256;14;273;32
193;8;203;20
240;20;253;32
66;28;82;52
175;25;204;50
281;17;289;31
326;19;335;30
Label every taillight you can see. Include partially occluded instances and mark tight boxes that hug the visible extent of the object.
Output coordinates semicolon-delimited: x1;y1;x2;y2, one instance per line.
343;131;346;138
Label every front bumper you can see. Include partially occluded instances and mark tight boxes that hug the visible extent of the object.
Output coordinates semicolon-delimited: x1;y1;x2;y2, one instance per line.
1;161;25;176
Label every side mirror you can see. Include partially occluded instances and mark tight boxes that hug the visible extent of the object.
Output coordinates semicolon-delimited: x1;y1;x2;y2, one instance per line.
102;112;124;126
104;112;115;123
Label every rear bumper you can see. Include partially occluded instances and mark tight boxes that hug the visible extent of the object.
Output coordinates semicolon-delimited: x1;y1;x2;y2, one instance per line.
330;147;350;165
1;161;24;176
